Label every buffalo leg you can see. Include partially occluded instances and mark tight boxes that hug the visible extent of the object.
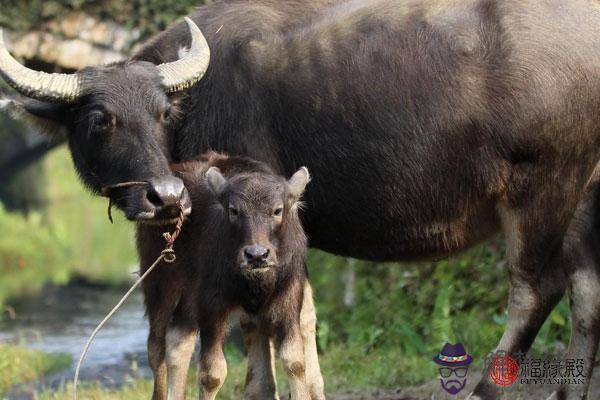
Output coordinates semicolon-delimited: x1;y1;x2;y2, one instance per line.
299;282;326;400
472;199;574;399
198;318;228;400
557;182;600;400
241;314;279;400
559;264;600;400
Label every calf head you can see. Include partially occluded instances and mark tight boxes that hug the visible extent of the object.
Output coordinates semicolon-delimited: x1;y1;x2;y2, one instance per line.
206;166;310;277
0;18;210;223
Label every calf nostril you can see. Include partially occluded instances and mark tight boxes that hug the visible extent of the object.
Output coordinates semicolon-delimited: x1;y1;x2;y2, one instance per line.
260;248;270;259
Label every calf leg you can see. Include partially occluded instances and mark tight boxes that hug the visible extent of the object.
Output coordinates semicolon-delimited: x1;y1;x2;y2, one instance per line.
300;282;326;400
166;303;198;400
241;314;279;400
198;318;228;400
145;279;181;400
276;320;311;400
148;323;169;400
472;199;574;399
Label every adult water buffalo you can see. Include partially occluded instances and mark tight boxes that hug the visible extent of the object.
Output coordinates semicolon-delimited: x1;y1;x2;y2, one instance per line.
1;1;600;399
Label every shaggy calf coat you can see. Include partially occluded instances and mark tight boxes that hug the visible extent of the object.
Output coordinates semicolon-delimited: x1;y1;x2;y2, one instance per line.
136;152;315;400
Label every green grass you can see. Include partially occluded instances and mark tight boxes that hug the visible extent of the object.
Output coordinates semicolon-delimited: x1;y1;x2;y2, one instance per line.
37;348;427;399
0;344;70;396
41;366;246;400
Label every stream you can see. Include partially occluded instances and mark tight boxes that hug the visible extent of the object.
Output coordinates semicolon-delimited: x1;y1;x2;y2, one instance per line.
0;283;153;397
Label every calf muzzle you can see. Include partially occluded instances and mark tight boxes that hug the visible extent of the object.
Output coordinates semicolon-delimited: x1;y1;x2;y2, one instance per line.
242;245;273;268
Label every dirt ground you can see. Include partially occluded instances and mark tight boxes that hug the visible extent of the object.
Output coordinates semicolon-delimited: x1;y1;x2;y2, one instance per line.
8;366;599;399
329;369;599;400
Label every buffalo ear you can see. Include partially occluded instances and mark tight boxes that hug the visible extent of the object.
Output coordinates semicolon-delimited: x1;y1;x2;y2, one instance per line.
206;166;228;197
0;96;69;136
288;167;310;200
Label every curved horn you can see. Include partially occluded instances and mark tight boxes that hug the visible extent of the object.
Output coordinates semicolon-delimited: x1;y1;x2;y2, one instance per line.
0;29;80;103
157;17;210;93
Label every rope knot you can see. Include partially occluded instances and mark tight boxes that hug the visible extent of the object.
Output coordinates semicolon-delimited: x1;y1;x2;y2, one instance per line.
161;248;176;263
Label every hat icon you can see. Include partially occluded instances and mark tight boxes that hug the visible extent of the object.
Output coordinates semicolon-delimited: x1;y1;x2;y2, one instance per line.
433;343;473;367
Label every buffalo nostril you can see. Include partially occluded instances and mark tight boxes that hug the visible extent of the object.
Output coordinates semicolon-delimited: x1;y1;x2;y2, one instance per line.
148;176;186;209
146;189;164;208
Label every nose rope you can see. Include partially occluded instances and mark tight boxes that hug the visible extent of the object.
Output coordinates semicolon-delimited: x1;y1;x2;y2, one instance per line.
73;203;185;400
100;181;148;224
162;205;185;262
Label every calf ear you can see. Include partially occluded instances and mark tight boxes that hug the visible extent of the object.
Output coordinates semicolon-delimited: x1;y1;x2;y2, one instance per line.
206;166;228;197
288;167;310;200
0;96;69;136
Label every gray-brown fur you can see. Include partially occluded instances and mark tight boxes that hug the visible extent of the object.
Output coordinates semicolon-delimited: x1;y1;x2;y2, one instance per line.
137;152;314;399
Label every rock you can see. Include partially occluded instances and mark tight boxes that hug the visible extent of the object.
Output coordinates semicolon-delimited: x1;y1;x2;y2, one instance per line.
47;12;140;52
4;11;139;70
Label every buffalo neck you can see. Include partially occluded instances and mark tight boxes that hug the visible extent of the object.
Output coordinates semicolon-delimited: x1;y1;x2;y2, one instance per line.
133;1;338;175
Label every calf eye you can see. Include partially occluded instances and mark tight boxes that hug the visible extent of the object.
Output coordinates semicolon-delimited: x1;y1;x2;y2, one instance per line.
273;207;283;216
228;205;239;218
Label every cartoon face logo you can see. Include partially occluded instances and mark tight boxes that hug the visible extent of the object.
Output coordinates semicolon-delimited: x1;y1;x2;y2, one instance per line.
433;342;473;395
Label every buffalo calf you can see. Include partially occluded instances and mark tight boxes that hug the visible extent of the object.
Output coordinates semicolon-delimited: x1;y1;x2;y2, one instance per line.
137;152;319;400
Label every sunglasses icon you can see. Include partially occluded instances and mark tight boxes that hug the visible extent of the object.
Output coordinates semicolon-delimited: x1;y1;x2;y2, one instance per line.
439;367;468;378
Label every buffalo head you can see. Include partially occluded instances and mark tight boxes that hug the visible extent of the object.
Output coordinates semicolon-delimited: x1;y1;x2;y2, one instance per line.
0;18;210;223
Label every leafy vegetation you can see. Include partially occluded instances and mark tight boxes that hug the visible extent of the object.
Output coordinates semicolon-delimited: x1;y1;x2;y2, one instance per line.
0;202;70;305
307;246;572;389
42;147;136;284
0;344;70;396
0;146;135;307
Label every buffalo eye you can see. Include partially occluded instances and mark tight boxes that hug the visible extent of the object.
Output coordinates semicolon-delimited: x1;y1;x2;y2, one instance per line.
89;110;114;132
228;205;239;219
273;207;283;217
